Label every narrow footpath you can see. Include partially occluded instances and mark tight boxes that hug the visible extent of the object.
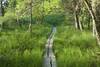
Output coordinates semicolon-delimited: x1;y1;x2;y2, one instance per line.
43;26;57;67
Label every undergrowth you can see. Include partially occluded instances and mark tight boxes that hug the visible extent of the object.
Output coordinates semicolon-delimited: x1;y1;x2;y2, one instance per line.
54;26;100;67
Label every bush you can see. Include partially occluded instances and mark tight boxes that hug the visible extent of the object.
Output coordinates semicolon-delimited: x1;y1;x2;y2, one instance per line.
2;13;17;30
44;14;65;26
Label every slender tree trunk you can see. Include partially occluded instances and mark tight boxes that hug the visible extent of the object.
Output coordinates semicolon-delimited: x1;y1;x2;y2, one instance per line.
0;0;2;16
42;0;45;23
0;23;2;32
92;0;100;45
0;0;4;16
74;9;80;29
29;0;32;32
83;0;100;45
73;0;83;31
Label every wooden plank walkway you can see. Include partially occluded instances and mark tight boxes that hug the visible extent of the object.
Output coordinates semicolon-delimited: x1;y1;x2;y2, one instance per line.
43;26;57;67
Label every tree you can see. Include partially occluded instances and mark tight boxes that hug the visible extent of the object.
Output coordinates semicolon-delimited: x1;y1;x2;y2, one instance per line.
83;0;100;45
28;0;33;32
73;0;83;31
92;0;100;45
0;0;4;16
61;0;83;31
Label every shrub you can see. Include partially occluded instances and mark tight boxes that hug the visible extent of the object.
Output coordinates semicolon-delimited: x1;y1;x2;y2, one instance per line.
44;14;65;26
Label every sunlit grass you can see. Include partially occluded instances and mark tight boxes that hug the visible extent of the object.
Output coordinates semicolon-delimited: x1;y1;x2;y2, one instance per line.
0;24;50;67
54;26;100;67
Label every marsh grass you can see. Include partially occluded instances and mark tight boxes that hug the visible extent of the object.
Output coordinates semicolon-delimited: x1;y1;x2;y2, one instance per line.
0;24;50;67
54;26;100;67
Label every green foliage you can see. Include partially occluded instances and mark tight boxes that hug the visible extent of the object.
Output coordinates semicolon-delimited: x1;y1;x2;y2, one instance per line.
56;47;97;67
0;0;100;67
54;26;99;67
0;25;50;67
1;13;17;30
18;16;36;25
54;26;97;49
44;14;65;25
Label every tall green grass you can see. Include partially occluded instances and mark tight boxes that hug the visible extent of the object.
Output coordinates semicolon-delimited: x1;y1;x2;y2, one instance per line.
54;26;100;67
0;24;50;67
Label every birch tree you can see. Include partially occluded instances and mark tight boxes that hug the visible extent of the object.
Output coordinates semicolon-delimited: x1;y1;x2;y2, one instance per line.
83;0;100;45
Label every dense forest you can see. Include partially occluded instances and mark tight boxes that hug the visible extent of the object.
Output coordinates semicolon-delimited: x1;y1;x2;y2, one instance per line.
0;0;100;67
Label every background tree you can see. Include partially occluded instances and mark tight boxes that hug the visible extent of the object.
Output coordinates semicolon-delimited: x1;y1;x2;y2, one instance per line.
72;0;83;31
83;0;100;45
92;0;100;45
0;0;4;16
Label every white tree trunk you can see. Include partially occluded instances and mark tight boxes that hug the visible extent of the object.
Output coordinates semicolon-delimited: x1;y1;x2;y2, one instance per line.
0;0;2;16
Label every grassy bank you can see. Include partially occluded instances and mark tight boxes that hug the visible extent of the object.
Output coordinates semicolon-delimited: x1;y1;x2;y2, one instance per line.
0;24;50;67
54;26;100;67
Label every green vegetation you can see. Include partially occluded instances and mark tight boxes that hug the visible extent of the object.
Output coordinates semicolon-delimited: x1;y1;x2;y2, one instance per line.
54;26;100;67
0;0;100;67
0;24;50;67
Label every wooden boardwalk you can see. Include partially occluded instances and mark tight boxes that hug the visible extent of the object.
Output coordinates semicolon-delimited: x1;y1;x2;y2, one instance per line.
43;27;57;67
